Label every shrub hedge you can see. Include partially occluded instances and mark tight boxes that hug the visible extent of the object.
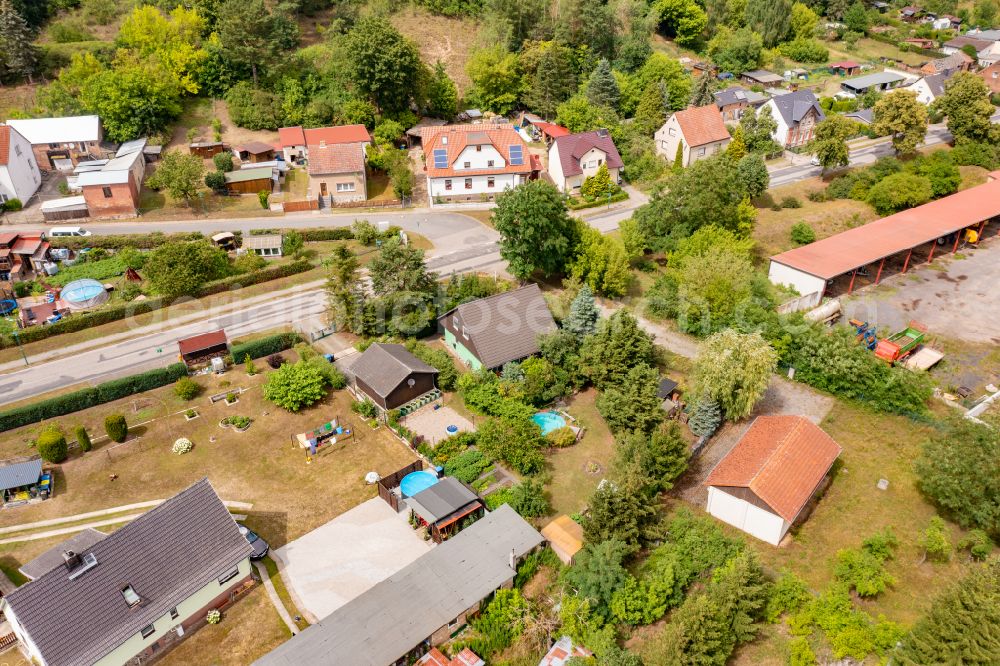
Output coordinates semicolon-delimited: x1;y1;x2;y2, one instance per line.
0;363;188;432
229;332;302;361
48;228;356;250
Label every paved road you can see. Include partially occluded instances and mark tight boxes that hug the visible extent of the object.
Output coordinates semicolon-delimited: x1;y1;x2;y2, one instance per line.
768;123;954;188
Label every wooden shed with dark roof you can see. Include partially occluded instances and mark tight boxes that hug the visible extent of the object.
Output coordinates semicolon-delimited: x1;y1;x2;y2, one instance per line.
704;415;841;546
349;343;439;411
437;284;556;371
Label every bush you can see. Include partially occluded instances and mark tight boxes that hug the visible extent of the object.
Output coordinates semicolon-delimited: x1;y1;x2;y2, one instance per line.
790;222;816;245
263;360;329;412
230;333;302;362
266;353;285;369
546;426;577;448
0;363;188;432
352;220;379;245
212;151;234;172
2;198;23;212
172;438;193;455
443;449;492;483
104;414;128;443
36;427;68;463
806;189;826;202
205;171;226;192
404;340;458;391
352;399;377;418
174;376;201;400
74;425;91;453
957;530;992;561
921;516;952;562
781;196;802;209
834;529;897;597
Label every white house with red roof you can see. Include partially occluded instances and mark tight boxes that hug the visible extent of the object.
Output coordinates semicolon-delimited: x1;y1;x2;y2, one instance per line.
547;129;623;193
654;105;732;167
0;124;41;206
704;415;841;546
423;124;532;205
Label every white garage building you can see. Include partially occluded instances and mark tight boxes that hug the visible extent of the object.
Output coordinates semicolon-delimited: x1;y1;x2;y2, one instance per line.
704;415;841;546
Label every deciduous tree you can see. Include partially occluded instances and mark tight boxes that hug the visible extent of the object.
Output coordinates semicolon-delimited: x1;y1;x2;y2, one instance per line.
708;26;763;75
814;115;859;170
143;239;230;298
654;0;709;48
934;72;995;142
345;18;421;113
263;360;329;412
426;60;458;119
693;329;776;420
492;181;578;279
872;90;927;155
745;0;792;46
146;152;204;205
569;224;632;298
467;46;523;115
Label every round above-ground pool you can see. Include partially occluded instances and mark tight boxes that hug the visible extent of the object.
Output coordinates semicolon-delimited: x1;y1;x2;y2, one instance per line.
446;424;459;435
60;278;109;310
532;410;567;435
399;470;439;497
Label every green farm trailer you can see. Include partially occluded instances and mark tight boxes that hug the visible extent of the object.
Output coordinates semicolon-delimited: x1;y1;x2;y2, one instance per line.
874;323;926;364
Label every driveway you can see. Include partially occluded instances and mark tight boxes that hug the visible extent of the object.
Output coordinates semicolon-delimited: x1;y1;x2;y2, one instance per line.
272;497;431;623
674;376;835;508
841;239;1000;345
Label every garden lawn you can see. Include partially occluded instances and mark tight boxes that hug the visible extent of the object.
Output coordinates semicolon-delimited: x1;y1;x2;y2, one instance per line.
545;389;616;517
0;361;418;552
750;401;978;627
753;178;877;258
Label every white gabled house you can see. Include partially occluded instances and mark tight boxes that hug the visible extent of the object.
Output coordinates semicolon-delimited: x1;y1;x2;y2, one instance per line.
654;105;731;167
423;125;534;205
0;124;41;206
906;72;951;105
547;129;624;193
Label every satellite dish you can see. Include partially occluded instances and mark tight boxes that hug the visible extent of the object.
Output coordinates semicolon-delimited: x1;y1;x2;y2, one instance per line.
407;378;415;387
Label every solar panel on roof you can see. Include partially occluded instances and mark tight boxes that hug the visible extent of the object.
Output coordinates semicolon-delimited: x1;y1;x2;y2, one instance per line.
509;145;524;166
432;149;448;169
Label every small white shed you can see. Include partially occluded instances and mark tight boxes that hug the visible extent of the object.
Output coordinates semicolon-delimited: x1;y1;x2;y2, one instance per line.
704;415;841;546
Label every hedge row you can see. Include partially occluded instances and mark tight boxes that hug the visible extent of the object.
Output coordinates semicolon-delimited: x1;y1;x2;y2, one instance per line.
298;228;354;242
0;261;315;350
229;332;302;361
0;363;188;432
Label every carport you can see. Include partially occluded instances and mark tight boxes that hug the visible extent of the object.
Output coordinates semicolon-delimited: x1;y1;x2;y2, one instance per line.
769;172;1000;303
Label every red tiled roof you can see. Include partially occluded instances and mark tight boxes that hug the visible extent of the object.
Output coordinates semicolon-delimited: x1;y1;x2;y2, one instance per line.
0;125;9;166
10;237;43;255
422;124;531;178
533;120;570;138
704;416;841;522
552;130;624;178
303;125;370;146
674;105;731;147
278;126;306;147
416;647;484;666
0;232;19;246
306;142;365;175
771;173;1000;279
177;329;228;356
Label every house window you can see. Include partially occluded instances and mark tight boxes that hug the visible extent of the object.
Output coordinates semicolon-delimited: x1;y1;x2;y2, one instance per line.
335;182;355;192
696;147;706;156
444;179;452;190
475;145;482;151
140;624;155;639
218;566;240;585
102;186;113;198
49;143;58;149
464;178;472;189
462;326;469;339
598;159;603;166
463;161;471;169
668;127;676;136
169;607;179;620
14;145;20;157
487;177;495;188
122;585;141;607
487;160;494;167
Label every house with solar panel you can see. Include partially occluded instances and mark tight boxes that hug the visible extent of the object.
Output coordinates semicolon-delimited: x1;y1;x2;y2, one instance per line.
422;125;534;205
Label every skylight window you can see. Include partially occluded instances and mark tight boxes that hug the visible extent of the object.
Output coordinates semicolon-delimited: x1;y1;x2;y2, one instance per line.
122;585;140;607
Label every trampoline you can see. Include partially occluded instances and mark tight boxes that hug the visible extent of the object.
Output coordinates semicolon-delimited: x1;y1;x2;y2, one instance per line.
399;470;439;497
60;278;109;310
0;300;15;316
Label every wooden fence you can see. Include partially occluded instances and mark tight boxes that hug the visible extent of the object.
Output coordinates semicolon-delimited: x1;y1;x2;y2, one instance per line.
283;199;318;213
328;198;401;209
376;460;423;512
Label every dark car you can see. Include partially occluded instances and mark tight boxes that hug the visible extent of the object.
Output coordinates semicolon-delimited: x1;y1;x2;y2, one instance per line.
239;525;269;560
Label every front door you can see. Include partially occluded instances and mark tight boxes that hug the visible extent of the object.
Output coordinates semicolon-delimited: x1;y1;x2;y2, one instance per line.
320;182;328;196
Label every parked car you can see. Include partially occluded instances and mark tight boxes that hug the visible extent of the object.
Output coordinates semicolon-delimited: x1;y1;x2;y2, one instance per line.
810;156;821;166
239;525;269;559
49;226;91;237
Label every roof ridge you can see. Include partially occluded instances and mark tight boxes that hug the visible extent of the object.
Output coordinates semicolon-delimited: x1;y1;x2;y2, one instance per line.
455;283;537;310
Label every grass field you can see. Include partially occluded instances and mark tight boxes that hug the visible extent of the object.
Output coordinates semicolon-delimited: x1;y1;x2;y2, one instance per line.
389;6;480;94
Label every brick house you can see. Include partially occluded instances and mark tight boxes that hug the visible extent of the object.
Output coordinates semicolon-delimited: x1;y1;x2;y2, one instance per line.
77;138;146;218
977;62;1000;93
920;51;974;76
655;104;732;167
6;116;101;171
0;232;50;282
762;90;825;148
2;479;255;666
713;86;769;123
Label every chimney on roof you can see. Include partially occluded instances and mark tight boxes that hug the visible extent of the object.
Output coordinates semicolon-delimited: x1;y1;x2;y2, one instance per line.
509;548;515;570
63;550;82;571
596;128;608;138
319;140;326;148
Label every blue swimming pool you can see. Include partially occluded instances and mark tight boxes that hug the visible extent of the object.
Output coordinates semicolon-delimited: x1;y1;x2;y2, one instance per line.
532;410;567;435
399;470;439;497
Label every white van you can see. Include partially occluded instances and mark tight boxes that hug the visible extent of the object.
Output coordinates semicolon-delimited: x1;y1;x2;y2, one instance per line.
49;227;92;237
